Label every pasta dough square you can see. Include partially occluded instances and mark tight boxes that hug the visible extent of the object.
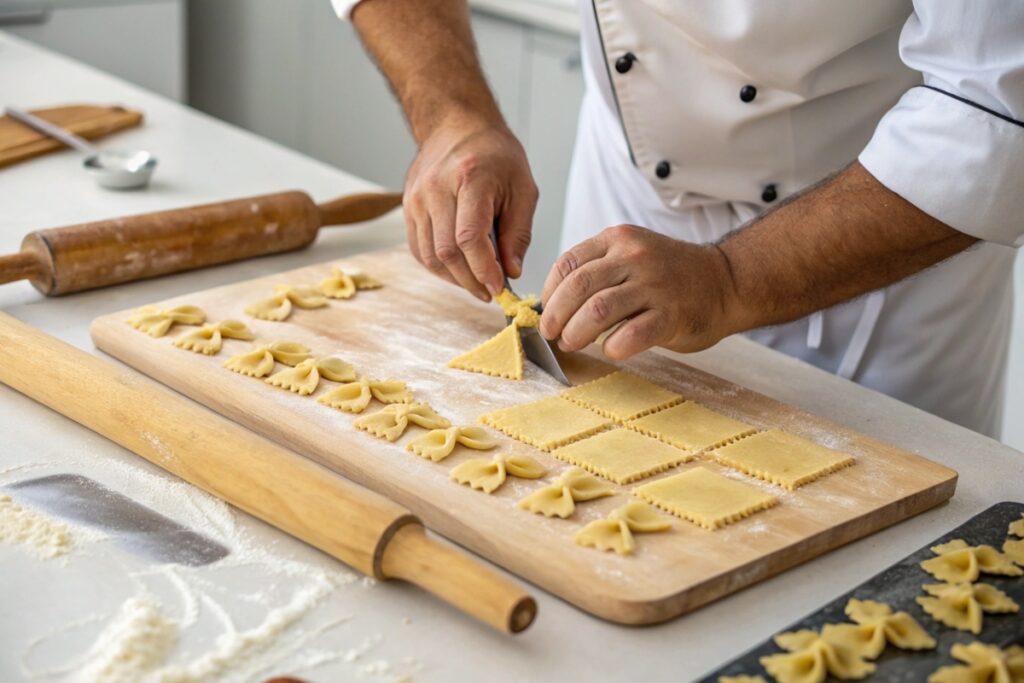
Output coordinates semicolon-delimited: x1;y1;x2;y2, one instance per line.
636;466;778;530
712;429;855;490
626;401;756;451
561;371;682;420
479;396;611;451
551;428;694;484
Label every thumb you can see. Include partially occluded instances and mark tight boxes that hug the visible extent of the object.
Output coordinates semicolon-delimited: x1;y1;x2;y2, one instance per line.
497;180;538;279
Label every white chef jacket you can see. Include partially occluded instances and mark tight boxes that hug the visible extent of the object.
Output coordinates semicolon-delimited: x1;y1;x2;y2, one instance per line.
334;0;1023;437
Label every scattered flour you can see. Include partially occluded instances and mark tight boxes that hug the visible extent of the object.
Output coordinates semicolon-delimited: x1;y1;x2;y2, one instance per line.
75;596;177;683
0;494;72;559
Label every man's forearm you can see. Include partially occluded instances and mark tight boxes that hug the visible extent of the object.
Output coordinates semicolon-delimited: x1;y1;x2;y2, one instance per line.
352;0;505;141
718;162;978;333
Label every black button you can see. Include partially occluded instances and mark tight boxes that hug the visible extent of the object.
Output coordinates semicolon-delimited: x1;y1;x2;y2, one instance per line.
655;160;671;179
761;184;778;203
739;85;757;103
615;52;636;74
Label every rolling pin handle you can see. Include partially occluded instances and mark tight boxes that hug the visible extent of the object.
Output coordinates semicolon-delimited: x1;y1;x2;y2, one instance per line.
317;191;403;227
0;250;44;286
380;523;538;634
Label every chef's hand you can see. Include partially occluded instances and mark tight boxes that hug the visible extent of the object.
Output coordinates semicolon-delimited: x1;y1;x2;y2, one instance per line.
540;225;740;359
404;119;538;302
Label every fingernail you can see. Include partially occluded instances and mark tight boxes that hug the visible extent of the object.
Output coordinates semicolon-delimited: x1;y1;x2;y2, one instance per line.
487;282;501;296
513;257;523;272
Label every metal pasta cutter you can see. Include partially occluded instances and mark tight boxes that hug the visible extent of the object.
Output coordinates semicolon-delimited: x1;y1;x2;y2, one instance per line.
491;224;570;386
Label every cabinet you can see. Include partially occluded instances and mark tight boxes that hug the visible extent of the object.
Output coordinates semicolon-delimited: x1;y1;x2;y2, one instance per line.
1;0;186;101
186;0;584;292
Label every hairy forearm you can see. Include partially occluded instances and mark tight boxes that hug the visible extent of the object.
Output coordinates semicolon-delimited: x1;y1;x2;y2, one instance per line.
718;162;978;333
352;0;505;142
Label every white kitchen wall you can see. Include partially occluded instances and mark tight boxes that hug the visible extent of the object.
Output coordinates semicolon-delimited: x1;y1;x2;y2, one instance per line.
184;0;1022;448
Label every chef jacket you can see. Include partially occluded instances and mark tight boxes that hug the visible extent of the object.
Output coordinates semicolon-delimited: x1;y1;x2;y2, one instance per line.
334;0;1023;437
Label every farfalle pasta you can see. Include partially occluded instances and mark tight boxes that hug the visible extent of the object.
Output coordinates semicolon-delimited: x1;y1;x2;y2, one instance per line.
318;267;383;299
264;357;356;395
127;304;205;337
823;599;934;659
245;284;328;321
353;403;450;441
406;425;497;462
920;539;1022;583
172;320;253;355
916;582;1018;634
450;454;546;493
517;467;613;519
318;377;413;413
575;501;670;556
222;340;313;377
759;627;875;683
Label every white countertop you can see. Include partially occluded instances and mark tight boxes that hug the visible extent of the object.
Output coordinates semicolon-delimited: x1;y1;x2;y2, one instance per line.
1;32;1022;683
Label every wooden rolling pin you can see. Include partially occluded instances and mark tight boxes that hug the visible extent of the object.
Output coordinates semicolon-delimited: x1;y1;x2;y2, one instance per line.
0;190;403;296
0;312;536;634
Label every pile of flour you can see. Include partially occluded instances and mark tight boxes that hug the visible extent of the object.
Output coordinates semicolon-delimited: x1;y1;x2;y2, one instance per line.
0;494;72;559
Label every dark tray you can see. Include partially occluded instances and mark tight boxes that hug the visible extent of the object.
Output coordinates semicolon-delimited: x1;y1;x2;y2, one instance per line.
702;502;1024;682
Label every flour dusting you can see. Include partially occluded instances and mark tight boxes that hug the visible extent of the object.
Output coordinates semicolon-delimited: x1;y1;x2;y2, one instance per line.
0;494;72;559
75;596;177;682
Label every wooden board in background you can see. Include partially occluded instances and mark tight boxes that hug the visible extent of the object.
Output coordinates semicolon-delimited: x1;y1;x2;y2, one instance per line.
90;246;958;624
0;104;143;168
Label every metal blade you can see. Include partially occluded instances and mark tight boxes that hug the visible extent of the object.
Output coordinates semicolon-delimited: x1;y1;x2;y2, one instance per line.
5;474;229;566
519;325;571;386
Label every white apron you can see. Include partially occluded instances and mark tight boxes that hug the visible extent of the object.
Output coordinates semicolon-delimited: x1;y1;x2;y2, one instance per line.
562;0;1016;436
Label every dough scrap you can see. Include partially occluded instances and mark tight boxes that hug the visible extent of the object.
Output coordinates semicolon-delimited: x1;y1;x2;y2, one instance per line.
264;357;356;395
562;370;682;421
920;539;1023;583
1005;538;1024;564
318;378;413;413
711;429;854;490
495;289;537;320
552;428;694;484
127;304;205;337
916;582;1019;634
517;467;613;518
172;320;253;355
1010;513;1024;538
245;284;328;321
627;401;756;452
927;642;1024;683
824;599;935;659
450;454;547;493
480;396;611;451
353;403;450;442
407;425;498;462
636;466;778;530
223;341;313;378
448;323;524;380
760;627;875;683
575;501;670;555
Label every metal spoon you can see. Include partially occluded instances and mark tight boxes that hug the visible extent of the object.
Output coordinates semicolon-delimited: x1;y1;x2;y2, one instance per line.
6;106;157;189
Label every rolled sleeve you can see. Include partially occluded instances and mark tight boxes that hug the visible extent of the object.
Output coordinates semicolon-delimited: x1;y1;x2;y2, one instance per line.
330;0;362;19
860;87;1024;247
858;0;1024;248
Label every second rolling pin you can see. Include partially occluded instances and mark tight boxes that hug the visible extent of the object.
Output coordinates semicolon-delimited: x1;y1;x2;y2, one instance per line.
0;189;403;295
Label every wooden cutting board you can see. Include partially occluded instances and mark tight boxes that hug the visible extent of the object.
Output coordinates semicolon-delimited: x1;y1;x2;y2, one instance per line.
90;246;958;624
0;104;143;168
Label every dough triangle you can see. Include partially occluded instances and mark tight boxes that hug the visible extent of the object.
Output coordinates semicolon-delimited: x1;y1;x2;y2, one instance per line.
448;323;524;380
